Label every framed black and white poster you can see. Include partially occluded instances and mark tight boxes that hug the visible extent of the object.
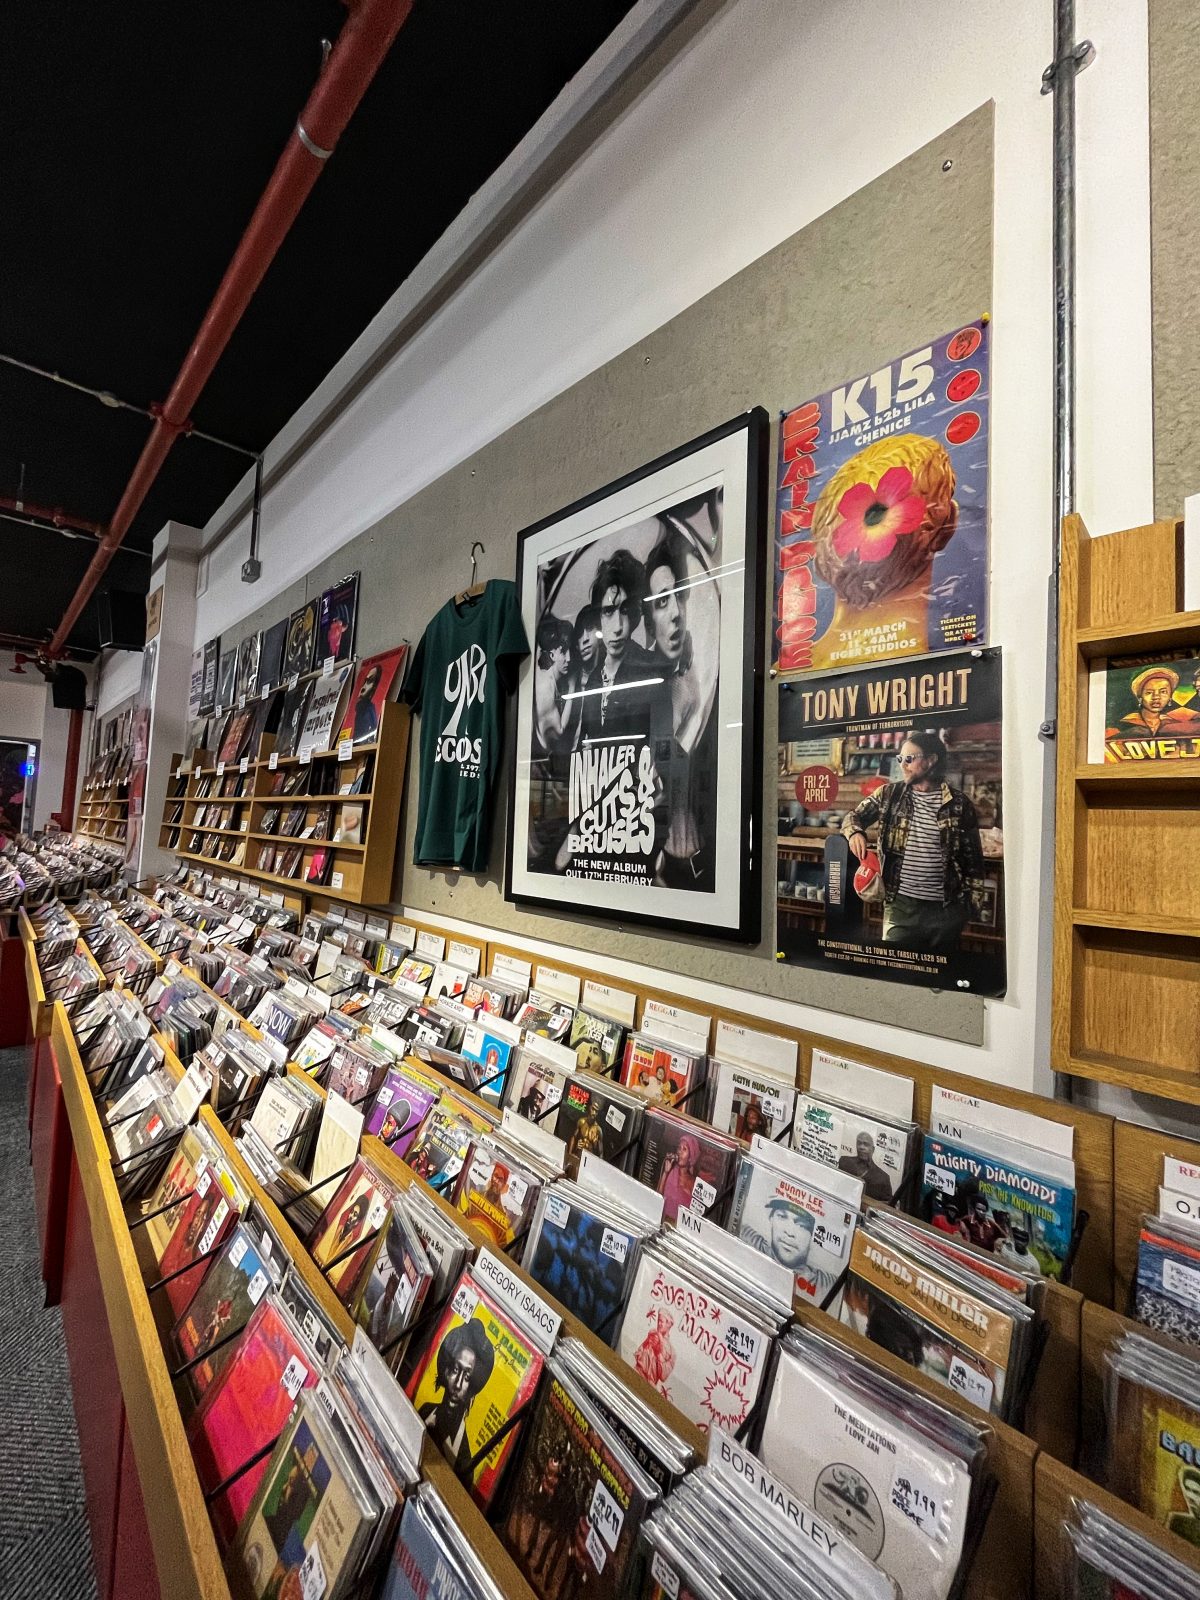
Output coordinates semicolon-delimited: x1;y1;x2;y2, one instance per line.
507;409;768;941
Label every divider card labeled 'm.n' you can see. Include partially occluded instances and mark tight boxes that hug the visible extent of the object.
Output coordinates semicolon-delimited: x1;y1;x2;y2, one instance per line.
757;1344;972;1600
929;1084;1074;1160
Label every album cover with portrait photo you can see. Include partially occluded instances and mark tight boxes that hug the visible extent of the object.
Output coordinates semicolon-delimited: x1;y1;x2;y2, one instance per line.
317;572;359;665
338;645;407;745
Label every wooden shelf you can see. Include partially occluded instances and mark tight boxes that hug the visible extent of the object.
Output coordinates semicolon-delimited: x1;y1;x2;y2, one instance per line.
1076;607;1200;658
1053;513;1200;1104
1071;906;1200;941
1075;760;1200;787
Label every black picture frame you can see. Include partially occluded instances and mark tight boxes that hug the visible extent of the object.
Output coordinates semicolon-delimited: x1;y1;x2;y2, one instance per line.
505;408;768;942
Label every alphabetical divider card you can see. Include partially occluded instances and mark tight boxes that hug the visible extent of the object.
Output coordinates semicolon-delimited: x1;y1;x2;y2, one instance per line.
534;965;581;1006
1164;1157;1200;1198
580;979;637;1028
389;920;416;951
448;939;482;977
930;1084;1074;1159
491;952;532;988
677;1205;792;1309
809;1047;914;1121
500;1108;567;1170
578;1150;664;1230
714;1020;798;1082
471;1249;561;1355
414;929;445;961
641;997;711;1051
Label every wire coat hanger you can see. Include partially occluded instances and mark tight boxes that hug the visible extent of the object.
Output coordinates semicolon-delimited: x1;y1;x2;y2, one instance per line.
455;541;486;606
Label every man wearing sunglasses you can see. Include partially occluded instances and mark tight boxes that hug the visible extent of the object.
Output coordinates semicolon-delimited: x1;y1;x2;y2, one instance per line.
842;729;984;956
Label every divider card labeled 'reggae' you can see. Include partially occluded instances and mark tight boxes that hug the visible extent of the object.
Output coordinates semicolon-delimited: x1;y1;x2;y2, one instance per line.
491;951;532;987
929;1084;1074;1160
810;1047;914;1122
708;1427;899;1600
641;997;710;1052
713;1019;797;1081
1164;1156;1200;1199
533;964;581;1006
581;979;637;1029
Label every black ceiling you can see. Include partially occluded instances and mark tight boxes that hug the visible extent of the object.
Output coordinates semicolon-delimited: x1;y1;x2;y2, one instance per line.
0;0;635;655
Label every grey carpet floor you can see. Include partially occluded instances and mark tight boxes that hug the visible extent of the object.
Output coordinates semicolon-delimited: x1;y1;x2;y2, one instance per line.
0;1044;98;1600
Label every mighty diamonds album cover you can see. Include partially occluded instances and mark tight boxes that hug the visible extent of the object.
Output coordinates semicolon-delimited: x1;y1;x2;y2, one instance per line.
777;646;1005;995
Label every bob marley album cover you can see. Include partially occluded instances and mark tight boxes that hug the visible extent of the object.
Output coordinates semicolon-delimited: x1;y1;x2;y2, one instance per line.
773;321;990;672
777;647;1005;995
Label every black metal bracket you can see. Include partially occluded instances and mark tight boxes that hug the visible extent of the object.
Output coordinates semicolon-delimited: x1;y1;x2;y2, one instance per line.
147;1241;225;1297
127;1188;195;1229
457;1395;534;1482
321;1224;384;1278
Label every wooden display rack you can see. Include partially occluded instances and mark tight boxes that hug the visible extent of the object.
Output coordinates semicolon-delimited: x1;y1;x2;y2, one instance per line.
78;767;130;846
1053;513;1200;1103
159;698;408;907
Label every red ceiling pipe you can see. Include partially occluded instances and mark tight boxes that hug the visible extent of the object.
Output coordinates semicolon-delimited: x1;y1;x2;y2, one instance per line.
57;706;84;830
47;0;413;658
0;495;105;538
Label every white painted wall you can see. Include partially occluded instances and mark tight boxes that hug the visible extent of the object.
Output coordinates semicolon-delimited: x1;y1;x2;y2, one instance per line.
177;0;1153;1094
0;651;95;829
95;647;144;721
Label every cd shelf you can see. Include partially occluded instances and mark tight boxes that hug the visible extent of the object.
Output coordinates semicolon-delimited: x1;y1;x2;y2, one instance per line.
157;699;408;905
1052;513;1200;1106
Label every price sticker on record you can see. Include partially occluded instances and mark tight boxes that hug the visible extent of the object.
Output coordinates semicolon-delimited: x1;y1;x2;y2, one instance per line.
947;1355;993;1412
546;1195;572;1227
198;1199;229;1255
239;758;249;774
451;1282;479;1322
812;1217;849;1259
584;1524;607;1575
228;1232;247;1268
300;1544;327;1600
650;1553;680;1599
589;1478;625;1550
268;752;279;771
890;1467;943;1540
691;1178;717;1214
338;739;353;762
247;1268;269;1304
281;1355;308;1400
605;1105;626;1131
600;1227;628;1264
924;1162;956;1197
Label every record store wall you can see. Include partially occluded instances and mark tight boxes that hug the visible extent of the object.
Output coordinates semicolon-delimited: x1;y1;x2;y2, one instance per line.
114;0;1160;1094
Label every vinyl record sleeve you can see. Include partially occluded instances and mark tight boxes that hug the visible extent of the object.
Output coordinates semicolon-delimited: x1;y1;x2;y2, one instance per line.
298;664;351;757
172;1222;275;1399
794;1092;912;1203
358;1202;432;1363
507;1049;570;1125
318;573;359;664
338;647;407;745
454;1141;535;1249
284;600;318;679
919;1130;1075;1280
502;1364;651;1600
258;618;288;692
729;1152;856;1306
555;1074;642;1178
187;1296;321;1543
308;1159;396;1311
638;1109;737;1224
707;1059;797;1144
524;1188;638;1342
569;1008;626;1073
406;1274;545;1508
620;1034;701;1108
759;1344;971;1600
364;1068;439;1157
617;1249;770;1434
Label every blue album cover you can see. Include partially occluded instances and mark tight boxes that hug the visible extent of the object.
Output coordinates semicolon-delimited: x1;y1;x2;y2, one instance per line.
525;1194;637;1345
382;1495;470;1600
460;1021;516;1101
1135;1223;1200;1345
919;1131;1074;1279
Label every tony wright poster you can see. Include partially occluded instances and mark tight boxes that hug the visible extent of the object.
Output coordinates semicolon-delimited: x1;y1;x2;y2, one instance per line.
507;411;767;941
777;647;1005;995
773;319;990;672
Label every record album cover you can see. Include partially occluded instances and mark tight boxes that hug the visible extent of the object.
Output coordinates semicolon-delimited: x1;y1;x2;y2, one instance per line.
1102;651;1200;763
730;1153;856;1306
526;1191;637;1341
919;1130;1074;1280
284;600;318;680
338;647;407;745
318;573;359;664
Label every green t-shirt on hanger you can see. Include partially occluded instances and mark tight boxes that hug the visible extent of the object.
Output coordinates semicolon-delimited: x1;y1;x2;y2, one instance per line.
404;579;529;873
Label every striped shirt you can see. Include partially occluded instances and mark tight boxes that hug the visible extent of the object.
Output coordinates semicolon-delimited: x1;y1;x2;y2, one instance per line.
897;787;944;901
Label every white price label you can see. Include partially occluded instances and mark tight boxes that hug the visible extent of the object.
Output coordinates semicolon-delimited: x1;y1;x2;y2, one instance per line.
812;1218;849;1259
259;1233;272;1260
280;1355;308;1399
330;872;344;890
924;1162;956;1196
322;656;334;678
584;1524;607;1575
194;765;202;778
175;764;184;779
288;672;299;691
890;1465;943;1539
300;747;312;765
300;1544;327;1600
238;693;246;710
217;762;225;775
589;1478;624;1551
268;752;279;770
228;1232;247;1267
262;684;271;700
600;1227;628;1264
650;1552;680;1599
605;1105;626;1131
239;758;249;774
247;1268;269;1304
723;1320;761;1366
337;740;352;762
451;1282;480;1321
196;1168;213;1198
198;1199;229;1256
1163;1258;1200;1311
947;1355;994;1411
546;1195;572;1227
376;1086;394;1107
691;1178;717;1214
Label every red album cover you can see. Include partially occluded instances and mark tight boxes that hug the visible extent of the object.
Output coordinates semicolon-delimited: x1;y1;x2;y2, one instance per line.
307;1158;395;1312
187;1297;318;1544
157;1175;240;1318
337;647;407;745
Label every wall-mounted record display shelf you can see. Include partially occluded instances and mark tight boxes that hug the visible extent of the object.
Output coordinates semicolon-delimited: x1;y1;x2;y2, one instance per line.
1053;513;1200;1104
159;699;409;907
78;764;130;846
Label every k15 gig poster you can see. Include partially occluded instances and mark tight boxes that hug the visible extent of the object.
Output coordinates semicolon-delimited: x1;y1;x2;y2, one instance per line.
507;411;767;942
774;319;990;672
776;647;1005;996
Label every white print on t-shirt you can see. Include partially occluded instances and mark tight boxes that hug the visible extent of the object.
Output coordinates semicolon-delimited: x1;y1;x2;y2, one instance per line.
437;643;486;774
